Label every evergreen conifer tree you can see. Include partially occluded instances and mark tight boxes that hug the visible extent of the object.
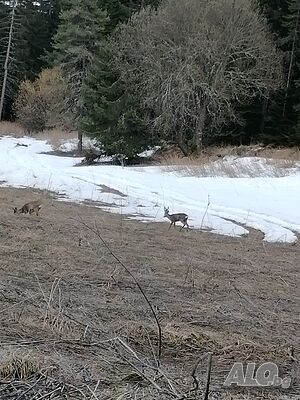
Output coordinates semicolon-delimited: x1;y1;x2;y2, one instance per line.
83;41;155;159
83;0;160;157
52;0;107;151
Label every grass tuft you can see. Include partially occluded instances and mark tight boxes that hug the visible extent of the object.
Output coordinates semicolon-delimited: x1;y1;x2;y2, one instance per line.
0;358;40;380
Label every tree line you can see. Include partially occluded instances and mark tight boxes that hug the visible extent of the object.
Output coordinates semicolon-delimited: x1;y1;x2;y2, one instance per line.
0;0;299;157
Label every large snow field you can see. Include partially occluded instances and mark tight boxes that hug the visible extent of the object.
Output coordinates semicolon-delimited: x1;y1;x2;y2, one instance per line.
1;135;300;243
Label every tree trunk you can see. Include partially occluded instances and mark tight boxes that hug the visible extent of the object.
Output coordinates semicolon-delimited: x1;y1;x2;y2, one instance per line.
260;97;268;134
176;130;189;156
77;131;83;153
194;108;206;154
0;0;17;120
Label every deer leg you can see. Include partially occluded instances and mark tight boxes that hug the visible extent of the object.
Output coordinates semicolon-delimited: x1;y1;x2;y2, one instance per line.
180;220;189;231
168;222;172;230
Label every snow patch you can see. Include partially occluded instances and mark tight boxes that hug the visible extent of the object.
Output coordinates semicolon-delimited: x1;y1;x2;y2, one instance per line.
58;137;97;152
0;136;299;243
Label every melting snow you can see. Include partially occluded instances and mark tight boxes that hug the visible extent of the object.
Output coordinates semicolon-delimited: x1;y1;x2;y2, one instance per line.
1;136;299;243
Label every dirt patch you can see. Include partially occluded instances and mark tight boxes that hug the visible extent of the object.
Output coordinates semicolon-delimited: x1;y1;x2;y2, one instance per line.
40;149;79;158
0;187;299;399
99;184;127;197
82;198;120;208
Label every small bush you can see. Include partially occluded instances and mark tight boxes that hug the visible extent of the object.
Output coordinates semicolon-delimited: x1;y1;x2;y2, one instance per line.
15;80;46;133
15;67;69;134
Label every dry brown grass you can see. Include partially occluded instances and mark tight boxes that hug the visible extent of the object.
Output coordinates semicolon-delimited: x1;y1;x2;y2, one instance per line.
260;146;300;161
157;144;300;163
35;128;77;149
0;121;77;148
0;357;40;380
157;146;300;177
0;186;298;399
159;156;298;177
0;121;25;137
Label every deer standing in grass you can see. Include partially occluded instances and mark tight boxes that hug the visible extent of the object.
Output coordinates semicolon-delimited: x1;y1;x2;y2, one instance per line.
13;200;42;216
164;207;189;231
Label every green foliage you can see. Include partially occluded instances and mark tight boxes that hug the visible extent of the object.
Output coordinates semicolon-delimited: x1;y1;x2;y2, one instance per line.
52;0;108;128
98;0;160;33
83;0;160;157
283;0;300;140
248;0;300;145
0;0;60;119
53;1;107;68
83;42;155;158
14;0;60;79
0;0;298;151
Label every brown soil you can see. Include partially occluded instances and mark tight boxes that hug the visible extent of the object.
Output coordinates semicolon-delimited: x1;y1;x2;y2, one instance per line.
0;187;299;399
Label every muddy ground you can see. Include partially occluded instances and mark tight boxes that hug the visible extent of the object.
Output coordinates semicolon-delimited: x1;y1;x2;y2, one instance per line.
0;187;299;399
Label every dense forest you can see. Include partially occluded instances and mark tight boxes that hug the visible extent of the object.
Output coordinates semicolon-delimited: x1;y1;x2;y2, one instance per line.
0;0;299;156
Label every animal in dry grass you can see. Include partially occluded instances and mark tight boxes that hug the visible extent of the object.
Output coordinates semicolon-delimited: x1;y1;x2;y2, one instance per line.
13;200;42;216
164;207;189;231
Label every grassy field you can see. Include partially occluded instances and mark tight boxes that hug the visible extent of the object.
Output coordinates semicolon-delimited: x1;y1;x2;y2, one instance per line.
0;187;299;399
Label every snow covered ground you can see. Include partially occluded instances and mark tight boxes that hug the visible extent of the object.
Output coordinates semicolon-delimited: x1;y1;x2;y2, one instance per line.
58;137;97;152
1;136;300;243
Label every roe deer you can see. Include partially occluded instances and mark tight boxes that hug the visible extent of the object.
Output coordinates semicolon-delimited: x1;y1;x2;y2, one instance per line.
13;200;42;216
164;207;189;231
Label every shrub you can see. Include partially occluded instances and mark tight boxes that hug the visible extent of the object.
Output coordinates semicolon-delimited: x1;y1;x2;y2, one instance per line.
15;67;69;134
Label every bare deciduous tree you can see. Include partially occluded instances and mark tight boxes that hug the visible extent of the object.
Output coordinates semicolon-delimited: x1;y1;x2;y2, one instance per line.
115;0;283;154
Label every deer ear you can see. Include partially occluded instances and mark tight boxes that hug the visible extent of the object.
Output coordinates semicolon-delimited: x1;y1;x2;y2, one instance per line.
13;207;17;213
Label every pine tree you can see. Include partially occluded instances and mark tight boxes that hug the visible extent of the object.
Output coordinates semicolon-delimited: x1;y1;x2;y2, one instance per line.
12;0;60;78
84;0;160;157
253;0;300;145
258;0;290;37
282;0;300;142
98;0;160;33
83;41;155;159
0;0;60;119
0;0;17;119
52;0;107;151
31;0;61;73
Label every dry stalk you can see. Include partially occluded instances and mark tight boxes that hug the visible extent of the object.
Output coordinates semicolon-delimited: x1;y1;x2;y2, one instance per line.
200;195;210;230
76;217;163;367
